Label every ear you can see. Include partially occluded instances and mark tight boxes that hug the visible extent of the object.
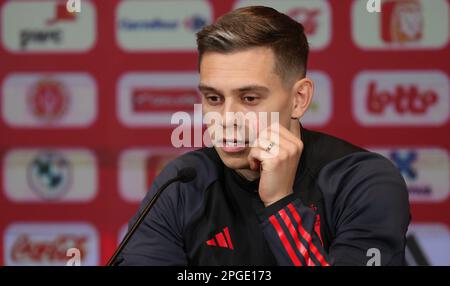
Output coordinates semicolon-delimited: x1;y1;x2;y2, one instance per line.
290;77;314;119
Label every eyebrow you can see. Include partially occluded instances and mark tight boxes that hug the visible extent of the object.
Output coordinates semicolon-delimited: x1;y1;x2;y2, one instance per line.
198;84;222;94
198;84;270;95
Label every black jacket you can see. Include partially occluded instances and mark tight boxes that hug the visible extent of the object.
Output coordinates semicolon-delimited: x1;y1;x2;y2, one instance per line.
118;127;410;266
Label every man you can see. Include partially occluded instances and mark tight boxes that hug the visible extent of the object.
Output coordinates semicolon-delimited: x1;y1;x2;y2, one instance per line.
118;6;410;266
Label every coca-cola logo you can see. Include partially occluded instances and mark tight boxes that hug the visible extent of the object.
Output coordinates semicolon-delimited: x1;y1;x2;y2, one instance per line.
11;234;87;263
367;81;438;114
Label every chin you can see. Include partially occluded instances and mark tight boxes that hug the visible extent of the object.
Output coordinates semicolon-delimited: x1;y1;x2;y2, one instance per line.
214;147;250;170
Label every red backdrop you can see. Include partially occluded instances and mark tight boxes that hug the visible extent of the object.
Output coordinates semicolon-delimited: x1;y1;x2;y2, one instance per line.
0;0;449;265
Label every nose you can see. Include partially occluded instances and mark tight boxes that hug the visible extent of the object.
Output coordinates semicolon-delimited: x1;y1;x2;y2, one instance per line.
221;99;250;142
222;98;240;128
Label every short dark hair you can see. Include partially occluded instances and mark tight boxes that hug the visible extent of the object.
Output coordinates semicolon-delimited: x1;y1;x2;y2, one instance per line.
196;6;309;86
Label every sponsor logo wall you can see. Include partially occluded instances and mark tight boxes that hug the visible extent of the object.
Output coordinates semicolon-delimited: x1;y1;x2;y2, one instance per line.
0;0;449;265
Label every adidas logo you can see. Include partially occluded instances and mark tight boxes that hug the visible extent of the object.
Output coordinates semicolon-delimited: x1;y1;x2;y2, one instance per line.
205;227;234;250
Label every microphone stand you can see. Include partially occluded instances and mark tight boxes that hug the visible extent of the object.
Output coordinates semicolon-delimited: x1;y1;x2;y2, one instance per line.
107;175;182;266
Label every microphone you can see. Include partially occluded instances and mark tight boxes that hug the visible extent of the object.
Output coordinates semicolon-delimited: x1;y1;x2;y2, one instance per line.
107;167;197;266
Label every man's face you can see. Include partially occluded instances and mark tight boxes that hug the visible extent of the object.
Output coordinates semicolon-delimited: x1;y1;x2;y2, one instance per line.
199;47;294;170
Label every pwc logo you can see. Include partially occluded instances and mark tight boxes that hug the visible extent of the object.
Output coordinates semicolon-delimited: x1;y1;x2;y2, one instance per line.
234;0;331;50
1;0;96;52
353;71;449;126
301;71;333;127
116;0;211;51
3;148;98;202
117;72;200;127
118;148;190;202
352;0;449;49
2;73;97;128
4;223;99;266
371;147;449;203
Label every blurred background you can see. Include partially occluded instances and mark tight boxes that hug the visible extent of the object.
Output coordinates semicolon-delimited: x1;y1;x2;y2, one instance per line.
0;0;449;266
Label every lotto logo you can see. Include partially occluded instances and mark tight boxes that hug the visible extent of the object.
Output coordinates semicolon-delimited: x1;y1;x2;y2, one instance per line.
353;71;449;126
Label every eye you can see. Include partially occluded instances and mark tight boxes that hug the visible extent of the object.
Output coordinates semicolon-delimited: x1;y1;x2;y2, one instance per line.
205;94;223;105
242;94;260;104
243;96;256;102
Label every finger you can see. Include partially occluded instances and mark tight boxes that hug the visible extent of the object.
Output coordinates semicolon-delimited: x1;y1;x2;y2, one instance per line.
258;125;295;150
253;137;279;156
248;144;291;172
248;157;260;171
247;147;262;171
254;135;298;162
266;123;302;149
248;147;275;171
258;125;280;147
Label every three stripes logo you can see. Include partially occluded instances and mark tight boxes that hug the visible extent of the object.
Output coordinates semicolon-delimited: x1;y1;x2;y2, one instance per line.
269;203;329;266
206;227;234;250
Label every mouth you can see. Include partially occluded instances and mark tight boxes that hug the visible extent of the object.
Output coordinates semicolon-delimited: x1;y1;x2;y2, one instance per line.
220;139;249;153
223;138;248;146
